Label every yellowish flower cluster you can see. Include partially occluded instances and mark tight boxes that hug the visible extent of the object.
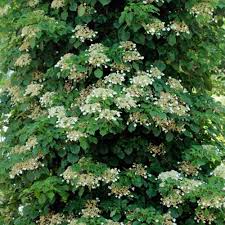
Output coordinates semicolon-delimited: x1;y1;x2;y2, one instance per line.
27;0;39;8
15;54;31;67
11;136;38;154
24;83;43;97
128;112;151;127
7;85;24;104
163;213;177;225
87;43;110;67
19;26;40;51
166;77;187;92
155;92;190;116
153;117;185;133
51;0;65;9
197;195;225;209
28;103;47;120
119;41;144;63
32;71;44;81
9;155;44;179
129;164;148;178
72;25;97;42
143;19;165;36
194;211;216;224
110;62;131;73
147;143;165;157
81;200;101;218
169;21;190;36
104;72;126;86
40;92;55;107
62;167;101;189
190;2;214;18
150;66;165;79
37;213;64;225
108;184;134;198
161;190;183;208
178;161;200;176
69;66;88;81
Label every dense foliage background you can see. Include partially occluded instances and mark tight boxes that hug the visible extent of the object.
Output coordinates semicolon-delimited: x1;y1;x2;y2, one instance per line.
0;0;225;224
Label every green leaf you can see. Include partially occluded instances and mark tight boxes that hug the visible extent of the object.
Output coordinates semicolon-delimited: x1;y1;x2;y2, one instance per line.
99;0;111;6
94;68;103;78
168;34;176;46
166;132;174;142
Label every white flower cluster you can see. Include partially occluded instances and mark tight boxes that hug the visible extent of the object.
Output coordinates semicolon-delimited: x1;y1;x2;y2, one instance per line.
56;116;78;129
15;54;31;67
130;71;154;87
72;25;97;42
9;155;44;179
155;92;190;116
86;87;116;102
48;106;66;118
158;170;181;183
194;211;216;224
66;130;87;142
0;5;10;17
97;109;121;121
11;136;38;155
101;168;120;183
104;72;126;86
24;83;43;97
150;66;165;79
190;2;214;18
143;19;165;36
131;71;156;87
48;106;78;129
80;103;102;115
169;21;190;36
119;41;144;63
55;53;73;70
87;43;110;67
51;0;65;9
115;95;137;110
212;163;225;179
178;179;203;194
40;92;55;107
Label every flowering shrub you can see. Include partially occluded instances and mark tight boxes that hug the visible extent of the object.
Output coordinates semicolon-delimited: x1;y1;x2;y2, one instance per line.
0;0;225;225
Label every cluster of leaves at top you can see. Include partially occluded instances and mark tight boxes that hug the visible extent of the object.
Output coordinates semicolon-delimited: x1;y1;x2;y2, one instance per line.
0;0;225;224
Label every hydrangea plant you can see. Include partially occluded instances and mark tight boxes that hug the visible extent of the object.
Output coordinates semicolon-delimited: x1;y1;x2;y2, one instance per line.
0;0;225;225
